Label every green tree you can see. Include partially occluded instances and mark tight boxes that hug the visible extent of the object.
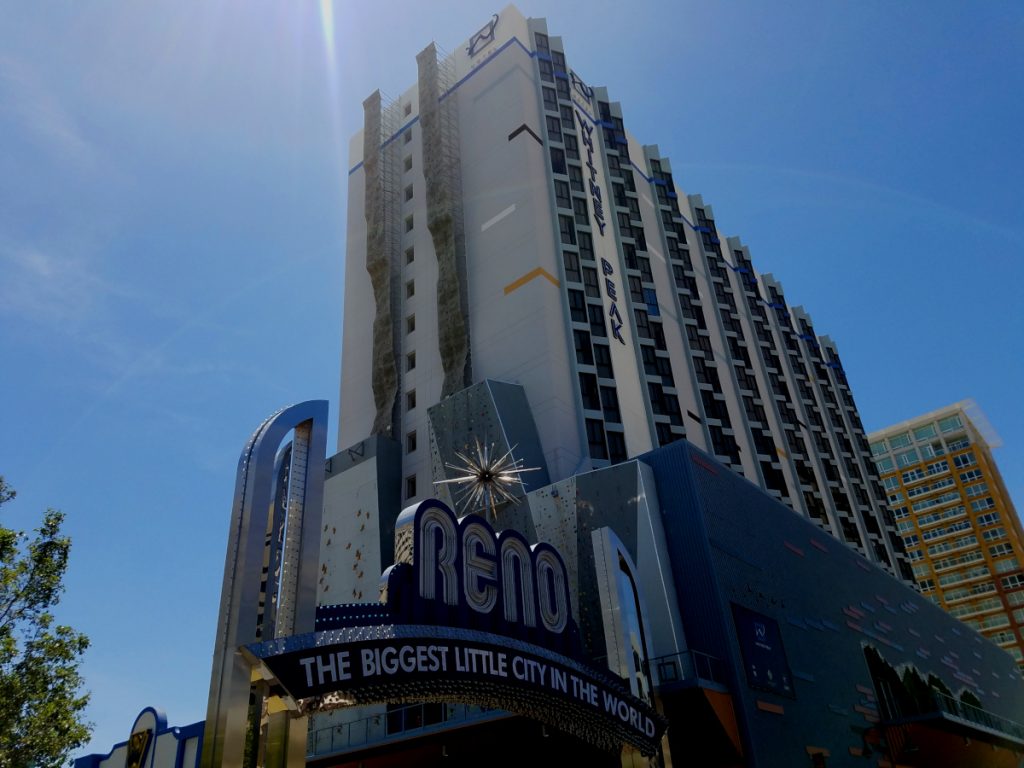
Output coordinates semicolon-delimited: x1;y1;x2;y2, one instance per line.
0;476;91;767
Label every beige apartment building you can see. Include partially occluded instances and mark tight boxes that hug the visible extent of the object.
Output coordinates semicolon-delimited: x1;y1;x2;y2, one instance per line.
869;401;1024;675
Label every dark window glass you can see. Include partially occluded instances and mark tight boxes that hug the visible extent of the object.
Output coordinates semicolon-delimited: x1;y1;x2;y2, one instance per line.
607;431;628;463
564;134;579;160
574;329;593;365
601;387;621;423
559;214;576;245
579;373;600;410
550;147;566;175
568;165;584;192
542;87;557;111
563;250;581;283
586;419;608;459
578;231;594;262
554;180;571;209
588;303;606;337
546;115;562;142
568;289;587;322
582;266;600;298
574;196;589;226
594;344;613;378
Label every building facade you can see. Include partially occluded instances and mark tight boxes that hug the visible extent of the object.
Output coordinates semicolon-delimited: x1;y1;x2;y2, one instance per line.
338;4;910;580
869;401;1024;675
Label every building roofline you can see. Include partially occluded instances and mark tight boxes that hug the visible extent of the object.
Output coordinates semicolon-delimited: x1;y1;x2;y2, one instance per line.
867;398;1002;448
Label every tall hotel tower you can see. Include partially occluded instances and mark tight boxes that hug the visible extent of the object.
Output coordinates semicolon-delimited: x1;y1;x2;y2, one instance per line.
869;402;1024;674
337;5;910;581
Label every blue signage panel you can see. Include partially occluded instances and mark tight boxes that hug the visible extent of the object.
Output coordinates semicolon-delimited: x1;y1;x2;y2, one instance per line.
731;603;795;698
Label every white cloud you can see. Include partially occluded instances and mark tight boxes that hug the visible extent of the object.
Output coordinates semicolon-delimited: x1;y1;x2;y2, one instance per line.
0;54;97;169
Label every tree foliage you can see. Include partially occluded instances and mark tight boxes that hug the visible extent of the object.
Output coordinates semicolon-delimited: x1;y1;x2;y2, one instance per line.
0;476;91;768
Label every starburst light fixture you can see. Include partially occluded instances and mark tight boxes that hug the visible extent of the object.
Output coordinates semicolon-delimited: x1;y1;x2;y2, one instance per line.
434;439;539;521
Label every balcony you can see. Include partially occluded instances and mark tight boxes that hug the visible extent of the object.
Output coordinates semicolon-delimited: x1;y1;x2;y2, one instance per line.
307;702;508;759
650;648;728;691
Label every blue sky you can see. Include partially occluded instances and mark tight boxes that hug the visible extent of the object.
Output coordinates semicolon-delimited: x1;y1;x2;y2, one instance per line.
1;0;1021;757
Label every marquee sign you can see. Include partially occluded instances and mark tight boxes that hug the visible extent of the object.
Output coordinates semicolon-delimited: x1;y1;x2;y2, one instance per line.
245;500;666;755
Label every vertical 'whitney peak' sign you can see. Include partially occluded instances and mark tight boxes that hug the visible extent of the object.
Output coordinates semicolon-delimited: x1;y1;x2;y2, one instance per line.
244;499;667;755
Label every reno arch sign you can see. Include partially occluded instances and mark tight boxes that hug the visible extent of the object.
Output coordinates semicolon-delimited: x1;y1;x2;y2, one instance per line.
245;499;667;755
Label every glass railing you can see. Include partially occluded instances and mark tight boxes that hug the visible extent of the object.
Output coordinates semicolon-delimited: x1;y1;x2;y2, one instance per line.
306;702;507;758
649;649;727;688
926;691;1024;743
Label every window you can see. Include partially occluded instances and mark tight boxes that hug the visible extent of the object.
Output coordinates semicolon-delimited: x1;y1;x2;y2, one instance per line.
606;430;627;463
406;431;417;453
586;418;608;459
405;246;414;264
883;476;901;491
405;184;413;201
601;386;621;423
568;289;586;322
538;58;553;82
406;390;416;410
574;196;589;226
990;542;1014;558
939;414;963;432
995;557;1019;573
895;449;919;468
406;315;415;334
913;424;937;441
542;86;557;111
563;250;581;283
594;344;613;379
560;104;574;127
902;468;925;484
578;372;600;410
405;215;414;232
965;482;989;498
568;164;583;192
574;329;593;365
953;451;976;468
403;130;412;144
588;303;606;337
582;266;599;298
559;214;576;245
406;351;416;371
888;432;912;450
564;134;579;160
546;115;562;142
554;180;571;209
405;475;417;500
404;156;412;172
870;441;887;457
406;279;415;298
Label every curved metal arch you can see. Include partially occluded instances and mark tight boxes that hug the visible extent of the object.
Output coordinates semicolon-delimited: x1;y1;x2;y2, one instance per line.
202;400;328;768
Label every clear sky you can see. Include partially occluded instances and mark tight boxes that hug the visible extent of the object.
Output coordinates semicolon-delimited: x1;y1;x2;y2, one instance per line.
1;0;1022;757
